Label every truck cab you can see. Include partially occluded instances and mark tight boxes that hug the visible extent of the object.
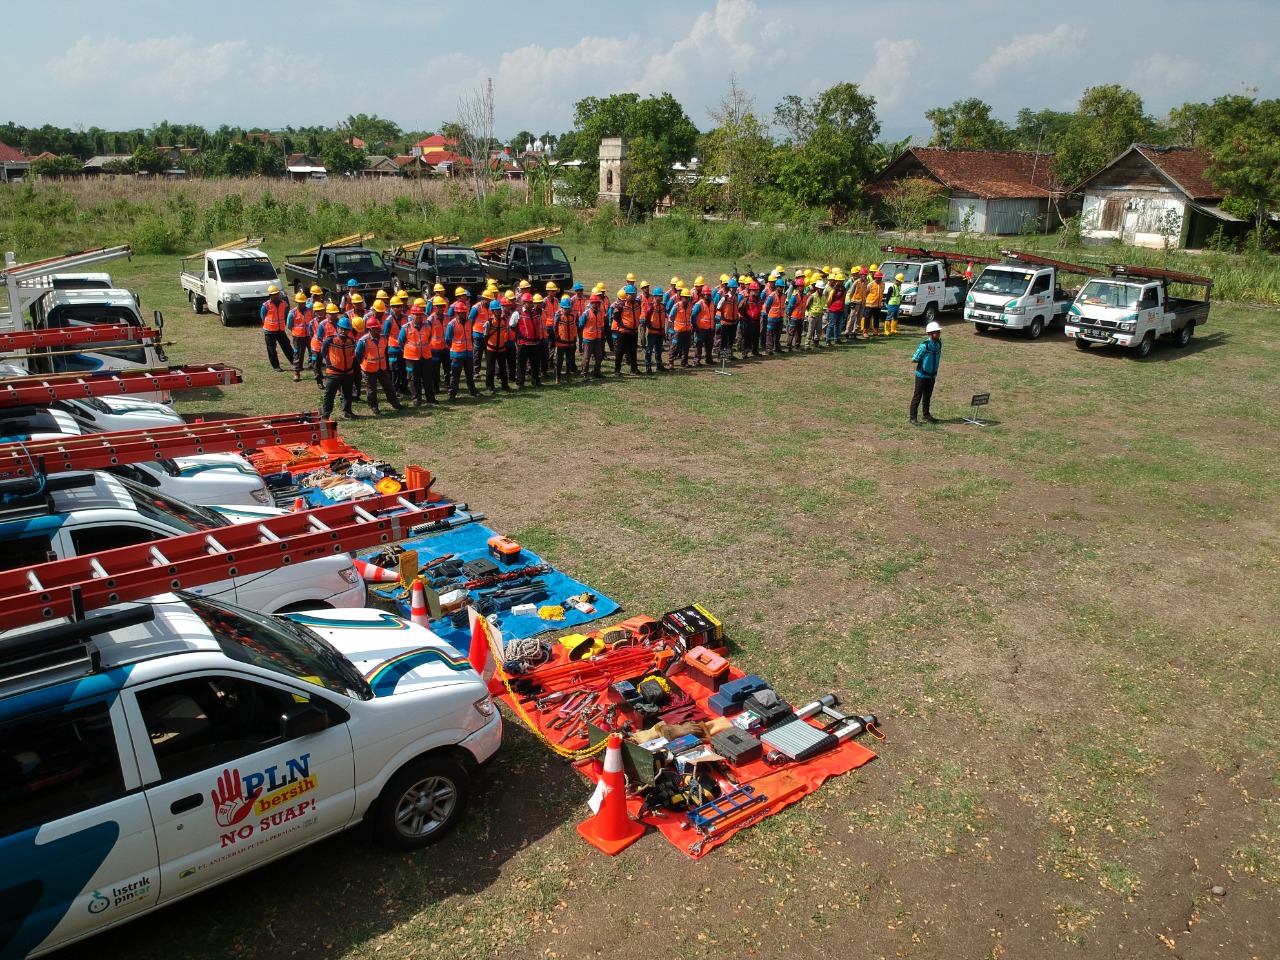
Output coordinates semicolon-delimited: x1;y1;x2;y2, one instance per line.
180;249;280;327
965;264;1061;339
1064;270;1211;357
284;245;394;301
389;244;487;298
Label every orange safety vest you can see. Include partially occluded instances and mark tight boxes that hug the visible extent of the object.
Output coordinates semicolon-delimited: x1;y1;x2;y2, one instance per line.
310;317;336;353
359;334;387;373
554;310;576;347
500;312;517;348
402;322;428;361
851;279;867;303
789;292;808;320
447;318;473;353
693;300;715;330
427;314;448;352
288;306;311;338
483;317;505;353
614;300;642;333
671;301;692;333
581;305;605;341
262;298;289;333
864;282;883;308
766;294;784;321
719;294;740;322
382;313;401;344
324;335;356;375
542;300;557;335
645;301;664;334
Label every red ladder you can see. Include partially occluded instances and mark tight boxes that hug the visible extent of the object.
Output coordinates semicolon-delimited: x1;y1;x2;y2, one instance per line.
0;325;161;353
0;364;241;406
0;489;451;627
0;413;338;478
878;245;1003;265
998;250;1103;276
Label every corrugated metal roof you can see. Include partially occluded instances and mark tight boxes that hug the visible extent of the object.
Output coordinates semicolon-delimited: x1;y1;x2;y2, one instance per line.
0;141;29;163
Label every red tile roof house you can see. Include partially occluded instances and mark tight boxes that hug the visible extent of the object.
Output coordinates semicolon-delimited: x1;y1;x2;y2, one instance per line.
0;141;31;182
1070;144;1244;249
865;147;1059;235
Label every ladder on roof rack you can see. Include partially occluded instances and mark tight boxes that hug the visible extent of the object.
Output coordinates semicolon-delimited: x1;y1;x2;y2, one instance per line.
472;227;563;254
182;237;265;259
0;413;338;479
997;250;1103;276
0;489;452;628
0;364;241;406
388;236;463;258
878;245;1003;265
0;246;134;287
298;233;375;256
0;324;160;354
1107;263;1213;288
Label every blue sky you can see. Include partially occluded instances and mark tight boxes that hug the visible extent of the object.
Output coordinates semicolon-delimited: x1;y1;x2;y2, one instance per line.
8;0;1279;144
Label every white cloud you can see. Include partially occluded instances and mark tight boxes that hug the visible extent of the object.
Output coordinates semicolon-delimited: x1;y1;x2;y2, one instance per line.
862;38;920;110
972;24;1081;86
1128;52;1202;97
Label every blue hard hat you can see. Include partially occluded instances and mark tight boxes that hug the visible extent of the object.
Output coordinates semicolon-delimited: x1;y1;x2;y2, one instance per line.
653;286;663;296
560;296;572;308
491;299;502;310
573;282;584;291
624;284;636;295
728;278;739;288
775;278;785;288
346;278;358;287
337;317;352;330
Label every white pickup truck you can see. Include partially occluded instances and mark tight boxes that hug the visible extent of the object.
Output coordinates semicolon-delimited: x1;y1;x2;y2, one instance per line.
1064;265;1212;358
180;247;281;327
966;251;1101;340
877;246;999;325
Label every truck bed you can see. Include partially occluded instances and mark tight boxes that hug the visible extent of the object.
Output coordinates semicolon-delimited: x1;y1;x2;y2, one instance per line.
1168;298;1211;325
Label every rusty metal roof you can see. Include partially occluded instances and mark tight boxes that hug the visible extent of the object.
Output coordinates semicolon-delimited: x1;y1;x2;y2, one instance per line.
868;148;1057;200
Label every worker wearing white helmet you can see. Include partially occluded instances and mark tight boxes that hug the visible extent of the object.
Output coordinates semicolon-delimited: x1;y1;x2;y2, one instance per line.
909;321;943;426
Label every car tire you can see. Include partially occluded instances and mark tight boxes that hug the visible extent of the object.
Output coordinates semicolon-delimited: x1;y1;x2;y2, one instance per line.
371;755;470;850
219;304;231;327
1174;323;1194;347
190;292;206;314
923;304;939;326
1135;332;1154;358
1027;317;1044;340
973;323;987;335
1075;338;1092;350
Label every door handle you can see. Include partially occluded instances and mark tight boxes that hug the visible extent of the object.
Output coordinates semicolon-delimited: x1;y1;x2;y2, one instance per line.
170;793;203;815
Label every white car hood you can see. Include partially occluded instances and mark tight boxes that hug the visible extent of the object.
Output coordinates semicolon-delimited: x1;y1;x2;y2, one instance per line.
281;608;479;697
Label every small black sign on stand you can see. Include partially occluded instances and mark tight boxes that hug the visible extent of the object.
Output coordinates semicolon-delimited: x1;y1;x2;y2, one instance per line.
965;392;990;427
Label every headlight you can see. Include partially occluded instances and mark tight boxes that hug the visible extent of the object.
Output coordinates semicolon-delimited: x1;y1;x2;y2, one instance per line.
227;293;242;302
251;487;272;505
901;293;916;304
1005;306;1025;316
473;695;495;718
338;564;361;585
1120;322;1135;333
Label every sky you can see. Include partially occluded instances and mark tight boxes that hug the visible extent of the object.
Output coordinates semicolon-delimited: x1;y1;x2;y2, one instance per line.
6;0;1280;146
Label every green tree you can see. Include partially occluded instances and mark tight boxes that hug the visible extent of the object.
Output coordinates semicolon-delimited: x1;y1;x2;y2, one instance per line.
925;98;1014;149
1208;99;1280;251
343;113;401;148
880;178;947;231
320;137;366;176
1051;85;1158;188
258;147;285;178
698;75;775;218
131;145;166;175
511;129;536;152
773;82;881;216
222;140;259;177
620;135;669;218
30;154;83;177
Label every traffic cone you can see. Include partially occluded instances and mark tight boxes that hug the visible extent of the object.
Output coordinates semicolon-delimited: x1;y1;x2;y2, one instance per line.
290;497;307;512
466;607;497;684
409;579;430;627
353;558;400;583
577;732;644;856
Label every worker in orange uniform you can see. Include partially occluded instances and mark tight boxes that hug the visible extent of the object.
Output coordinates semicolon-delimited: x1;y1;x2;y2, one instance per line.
320;317;359;421
260;284;295;372
399;304;430;405
444;299;480;400
515;293;544;388
612;285;643;375
384;294;408;394
287;291;311;382
425;295;450;404
552;296;578;383
762;279;786;354
579;292;607;380
690;287;716;365
668;288;694;366
741;281;762;358
863;270;884;336
480;298;511;393
716;277;741;359
354;320;404;415
309;302;341;388
643;285;667;373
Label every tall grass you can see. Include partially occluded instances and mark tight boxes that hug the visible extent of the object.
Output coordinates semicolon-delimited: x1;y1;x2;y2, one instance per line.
2;179;1277;302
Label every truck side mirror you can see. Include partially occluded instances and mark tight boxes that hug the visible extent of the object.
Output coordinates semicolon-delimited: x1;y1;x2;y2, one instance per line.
280;703;330;739
153;309;164;331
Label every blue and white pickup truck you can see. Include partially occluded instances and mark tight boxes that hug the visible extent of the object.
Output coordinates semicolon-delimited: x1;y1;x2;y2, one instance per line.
966;250;1101;340
1064;264;1212;357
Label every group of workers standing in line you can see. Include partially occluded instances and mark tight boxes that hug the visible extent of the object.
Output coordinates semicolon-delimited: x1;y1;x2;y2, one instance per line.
255;262;923;423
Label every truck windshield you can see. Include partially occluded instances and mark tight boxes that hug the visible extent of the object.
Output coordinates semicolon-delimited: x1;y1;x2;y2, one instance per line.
527;246;570;268
974;269;1033;297
217;257;278;283
114;474;230;533
334;251;388;282
185;594;372;699
1076;280;1140;309
436;250;482;269
880;263;921;284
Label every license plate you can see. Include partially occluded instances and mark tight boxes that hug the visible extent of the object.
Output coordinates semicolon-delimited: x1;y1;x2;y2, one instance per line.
1087;328;1107;338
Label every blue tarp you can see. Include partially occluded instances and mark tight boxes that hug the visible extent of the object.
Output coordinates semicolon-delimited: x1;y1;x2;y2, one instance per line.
362;521;619;654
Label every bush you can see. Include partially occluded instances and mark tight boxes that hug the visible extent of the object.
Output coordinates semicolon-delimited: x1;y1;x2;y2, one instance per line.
130;216;180;254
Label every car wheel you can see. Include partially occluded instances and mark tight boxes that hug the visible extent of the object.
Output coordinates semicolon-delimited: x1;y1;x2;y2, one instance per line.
1135;332;1154;358
219;304;231;327
1075;338;1092;351
1174;323;1194;347
923;304;938;326
372;756;470;850
973;323;987;335
1027;317;1044;340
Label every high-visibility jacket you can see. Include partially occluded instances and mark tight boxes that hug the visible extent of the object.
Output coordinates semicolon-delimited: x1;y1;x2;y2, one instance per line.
515;310;541;345
322;334;357;375
554;310;577;347
449;297;470;320
613;300;642;333
288;306;311;338
691;300;715;331
764;293;784;322
358;334;388;373
644;300;664;334
310;317;336;353
827;285;846;311
787;292;808;320
851;279;867;303
580;305;606;341
427;314;448;352
718;294;740;323
446;318;473;354
501;312;517;348
261;298;289;333
400;321;429;361
482;317;505;353
669;300;692;333
744;297;762;321
382;314;402;352
864;281;883;308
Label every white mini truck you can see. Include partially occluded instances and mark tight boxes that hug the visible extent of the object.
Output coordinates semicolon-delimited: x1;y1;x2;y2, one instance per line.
180;245;282;327
0;592;501;959
1064;264;1212;357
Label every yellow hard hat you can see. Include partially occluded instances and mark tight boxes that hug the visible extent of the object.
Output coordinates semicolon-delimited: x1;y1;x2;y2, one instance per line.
351;316;365;333
694;275;705;286
767;270;778;281
454;286;467;297
372;299;387;313
676;280;686;290
376;289;389;301
625;272;636;282
413;296;426;308
803;268;812;279
739;274;750;284
870;263;879;272
720;273;729;283
433;283;445;293
518;279;531;289
546;281;559;292
267;284;280;295
532;293;544;303
431;295;448;306
294;291;306;302
504;289;515;300
822;265;831;274
895;273;905;283
775;264;784;273
617;288;626;299
325;302;340;314
670;276;679;284
309;284;323;296
390;294;405;306
639;279;650;288
680;288;691;297
853;265;862;274
350;293;364;304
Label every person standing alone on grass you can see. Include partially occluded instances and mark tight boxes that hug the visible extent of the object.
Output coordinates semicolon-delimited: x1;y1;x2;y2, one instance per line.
909;321;943;426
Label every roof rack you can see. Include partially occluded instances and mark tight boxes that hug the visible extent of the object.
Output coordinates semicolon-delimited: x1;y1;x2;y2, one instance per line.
878;245;1004;266
0;488;451;628
182;237;266;259
387;236;463;258
0;364;241;407
0;604;156;692
473;227;563;254
997;250;1103;276
0;412;338;479
0;324;160;354
1107;264;1213;288
298;233;376;256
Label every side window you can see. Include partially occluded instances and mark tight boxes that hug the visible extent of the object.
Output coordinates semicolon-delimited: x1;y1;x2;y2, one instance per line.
921;264;940;284
1031;273;1052;295
0;534;55;572
513;247;527;264
1139;287;1159;308
320;254;333;274
1;700;125;835
136;676;324;782
70;524;164;556
206;258;217;279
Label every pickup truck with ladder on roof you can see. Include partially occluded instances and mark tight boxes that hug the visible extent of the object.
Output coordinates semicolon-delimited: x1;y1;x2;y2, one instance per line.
1064;263;1212;357
386;236;488;298
179;237;282;327
282;233;395;302
876;246;1001;326
474;227;573;291
965;250;1104;340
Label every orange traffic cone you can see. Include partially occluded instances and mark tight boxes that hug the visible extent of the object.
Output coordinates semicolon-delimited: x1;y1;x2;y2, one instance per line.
409;579;430;627
290;497;307;512
467;608;497;684
576;732;644;855
353;558;400;583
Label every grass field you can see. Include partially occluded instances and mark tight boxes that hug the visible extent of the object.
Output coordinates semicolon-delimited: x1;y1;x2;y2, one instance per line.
34;229;1280;960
